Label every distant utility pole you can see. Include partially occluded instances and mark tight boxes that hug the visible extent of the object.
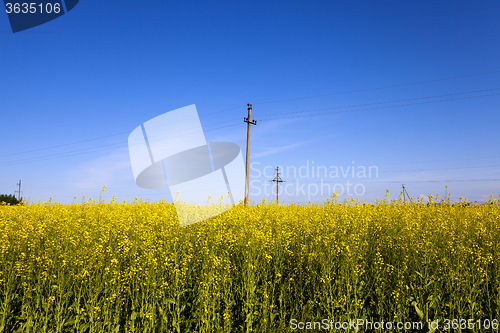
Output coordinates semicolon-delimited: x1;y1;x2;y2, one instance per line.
244;104;257;207
270;166;285;205
402;184;412;203
16;180;21;201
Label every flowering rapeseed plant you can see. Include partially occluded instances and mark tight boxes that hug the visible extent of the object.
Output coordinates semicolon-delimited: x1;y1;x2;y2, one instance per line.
0;192;499;332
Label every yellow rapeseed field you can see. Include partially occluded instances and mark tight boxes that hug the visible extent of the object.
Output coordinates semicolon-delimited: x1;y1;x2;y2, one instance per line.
0;192;499;332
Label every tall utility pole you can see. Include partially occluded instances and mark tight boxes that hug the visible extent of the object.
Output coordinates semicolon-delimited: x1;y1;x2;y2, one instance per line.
16;180;21;201
270;166;285;205
244;104;257;207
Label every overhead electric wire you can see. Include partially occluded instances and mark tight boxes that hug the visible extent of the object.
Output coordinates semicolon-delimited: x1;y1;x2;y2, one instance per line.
373;155;500;166
371;179;500;183
280;164;499;180
0;123;242;166
0;117;241;158
257;92;500;122
252;70;500;105
294;178;500;183
257;88;500;117
283;190;298;203
380;165;499;173
2;90;499;166
2;69;498;159
199;105;247;117
6;87;496;163
12;177;500;192
0;118;243;164
23;183;500;201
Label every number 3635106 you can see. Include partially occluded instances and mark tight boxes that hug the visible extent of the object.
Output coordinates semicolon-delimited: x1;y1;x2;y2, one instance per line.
5;3;62;14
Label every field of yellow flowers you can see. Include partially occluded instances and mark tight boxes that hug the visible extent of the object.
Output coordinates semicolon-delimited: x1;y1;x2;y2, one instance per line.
0;193;499;332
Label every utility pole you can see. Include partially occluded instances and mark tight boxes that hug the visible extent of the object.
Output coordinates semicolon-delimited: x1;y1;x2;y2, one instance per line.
402;184;412;203
270;166;285;205
244;104;257;207
16;180;21;201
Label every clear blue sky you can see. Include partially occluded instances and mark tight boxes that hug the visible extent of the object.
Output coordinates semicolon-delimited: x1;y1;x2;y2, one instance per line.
1;0;499;204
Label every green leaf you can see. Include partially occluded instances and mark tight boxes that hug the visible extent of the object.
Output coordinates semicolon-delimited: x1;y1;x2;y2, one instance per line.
424;280;435;288
412;301;424;320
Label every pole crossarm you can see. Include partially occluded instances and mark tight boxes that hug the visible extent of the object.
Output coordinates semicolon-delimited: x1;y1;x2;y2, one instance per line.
244;117;257;125
270;166;285;204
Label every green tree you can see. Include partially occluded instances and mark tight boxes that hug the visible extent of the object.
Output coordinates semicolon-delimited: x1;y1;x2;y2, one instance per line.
0;194;22;205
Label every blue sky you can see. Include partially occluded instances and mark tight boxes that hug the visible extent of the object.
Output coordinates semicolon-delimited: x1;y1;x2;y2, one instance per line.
1;0;499;205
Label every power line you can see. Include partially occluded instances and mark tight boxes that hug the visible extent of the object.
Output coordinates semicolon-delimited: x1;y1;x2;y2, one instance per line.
257;92;500;122
3;150;499;183
373;155;500;166
252;70;500;105
290;179;500;183
200;105;246;117
3;70;498;159
257;88;500;117
0;123;242;166
283;188;297;203
0;117;241;158
8;178;500;190
1;119;243;165
0;120;240;165
374;179;500;183
380;164;499;173
3;90;499;167
21;178;500;201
